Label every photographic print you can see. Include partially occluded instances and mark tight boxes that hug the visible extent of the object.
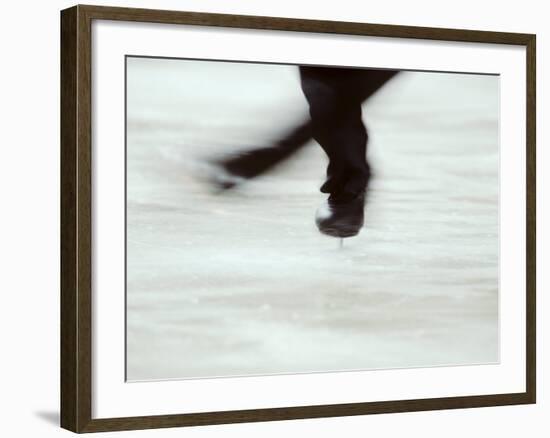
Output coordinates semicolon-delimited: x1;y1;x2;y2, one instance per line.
125;57;499;381
61;5;535;431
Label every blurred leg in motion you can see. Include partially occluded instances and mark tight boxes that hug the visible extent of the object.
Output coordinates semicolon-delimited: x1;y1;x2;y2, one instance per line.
210;120;312;190
299;67;398;238
210;65;397;238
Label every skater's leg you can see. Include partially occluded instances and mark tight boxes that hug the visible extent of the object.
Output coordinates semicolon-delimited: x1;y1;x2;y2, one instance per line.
211;119;312;190
300;66;397;199
299;66;397;237
210;67;396;192
306;89;368;198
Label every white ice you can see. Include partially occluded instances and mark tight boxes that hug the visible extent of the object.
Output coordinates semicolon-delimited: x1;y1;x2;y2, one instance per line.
126;57;499;381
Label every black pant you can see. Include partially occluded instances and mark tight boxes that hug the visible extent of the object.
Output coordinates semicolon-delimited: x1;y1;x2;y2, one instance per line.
219;66;397;196
299;66;397;199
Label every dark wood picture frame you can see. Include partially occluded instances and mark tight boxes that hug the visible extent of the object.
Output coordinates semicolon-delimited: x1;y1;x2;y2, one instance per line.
61;4;536;433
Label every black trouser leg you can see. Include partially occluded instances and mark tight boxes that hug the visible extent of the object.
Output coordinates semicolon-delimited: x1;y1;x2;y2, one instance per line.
299;66;398;199
221;121;312;178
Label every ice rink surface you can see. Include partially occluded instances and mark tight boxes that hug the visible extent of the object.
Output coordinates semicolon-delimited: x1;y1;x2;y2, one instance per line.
126;57;499;381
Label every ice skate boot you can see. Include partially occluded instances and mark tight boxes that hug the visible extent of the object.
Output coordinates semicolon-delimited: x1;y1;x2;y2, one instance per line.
315;190;365;238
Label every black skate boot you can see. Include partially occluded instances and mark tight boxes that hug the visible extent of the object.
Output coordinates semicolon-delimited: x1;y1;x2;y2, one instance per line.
315;190;366;238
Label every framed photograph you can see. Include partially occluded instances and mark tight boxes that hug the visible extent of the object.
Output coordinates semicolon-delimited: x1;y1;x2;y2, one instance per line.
60;4;536;433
